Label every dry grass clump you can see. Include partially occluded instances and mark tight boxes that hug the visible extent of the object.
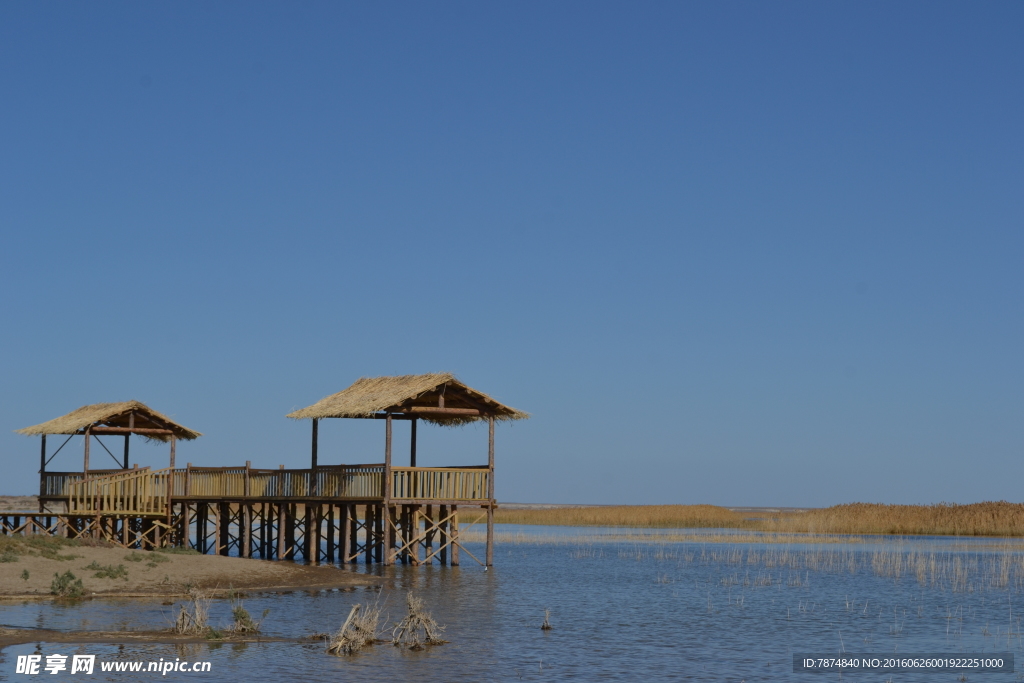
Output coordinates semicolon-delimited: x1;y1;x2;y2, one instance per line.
765;502;1024;537
229;593;269;634
174;588;211;635
327;602;384;656
495;505;749;529
391;593;447;649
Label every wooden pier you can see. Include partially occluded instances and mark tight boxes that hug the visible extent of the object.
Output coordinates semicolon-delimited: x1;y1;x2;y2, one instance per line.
8;374;527;567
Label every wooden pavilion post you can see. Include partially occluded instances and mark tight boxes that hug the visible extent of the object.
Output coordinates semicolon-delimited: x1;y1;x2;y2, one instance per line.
83;428;91;473
169;436;176;469
487;416;495;566
383;413;393;565
410;417;417;467
39;435;46;511
124;411;134;469
311;418;319;468
310;418;318;496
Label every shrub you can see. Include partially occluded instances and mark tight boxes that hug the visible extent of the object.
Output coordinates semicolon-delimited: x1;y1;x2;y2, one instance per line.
51;571;84;598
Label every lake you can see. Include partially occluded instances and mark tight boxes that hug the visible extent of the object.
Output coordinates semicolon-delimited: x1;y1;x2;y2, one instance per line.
3;525;1023;681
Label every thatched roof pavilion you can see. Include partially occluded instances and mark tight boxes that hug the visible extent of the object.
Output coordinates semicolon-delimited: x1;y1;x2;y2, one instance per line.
17;400;200;478
287;373;528;426
287;373;527;470
17;401;201;442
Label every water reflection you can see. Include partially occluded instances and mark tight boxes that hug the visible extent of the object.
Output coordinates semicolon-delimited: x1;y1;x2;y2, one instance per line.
2;526;1024;681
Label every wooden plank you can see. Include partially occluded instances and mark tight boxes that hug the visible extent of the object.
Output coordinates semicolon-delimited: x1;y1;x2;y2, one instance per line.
86;427;174;436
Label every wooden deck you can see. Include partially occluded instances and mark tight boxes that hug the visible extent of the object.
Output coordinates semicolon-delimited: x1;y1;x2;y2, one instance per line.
44;464;491;507
23;463;493;566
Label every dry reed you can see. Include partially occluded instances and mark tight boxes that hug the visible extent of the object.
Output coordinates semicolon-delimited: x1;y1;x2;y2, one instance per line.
495;502;1024;537
327;601;383;656
391;593;447;649
495;505;748;529
174;588;212;635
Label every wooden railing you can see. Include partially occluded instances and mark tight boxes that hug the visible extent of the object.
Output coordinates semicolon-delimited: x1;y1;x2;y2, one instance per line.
168;465;385;499
391;466;490;501
62;464;490;508
67;467;171;515
42;470;126;498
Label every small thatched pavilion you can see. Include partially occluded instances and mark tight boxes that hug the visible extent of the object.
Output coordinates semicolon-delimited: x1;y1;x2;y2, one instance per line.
288;373;527;565
16;401;201;505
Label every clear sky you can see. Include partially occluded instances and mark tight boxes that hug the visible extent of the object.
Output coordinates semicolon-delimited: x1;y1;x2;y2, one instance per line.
1;2;1021;506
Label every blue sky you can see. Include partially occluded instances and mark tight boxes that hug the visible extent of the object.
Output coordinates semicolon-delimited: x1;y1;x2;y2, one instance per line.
1;2;1021;506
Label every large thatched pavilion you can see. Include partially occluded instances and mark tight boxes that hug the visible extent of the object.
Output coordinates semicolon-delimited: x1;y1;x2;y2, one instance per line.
287;372;528;565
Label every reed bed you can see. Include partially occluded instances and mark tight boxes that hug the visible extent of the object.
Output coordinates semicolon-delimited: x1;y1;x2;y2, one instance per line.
494;505;749;529
764;502;1024;537
495;501;1024;537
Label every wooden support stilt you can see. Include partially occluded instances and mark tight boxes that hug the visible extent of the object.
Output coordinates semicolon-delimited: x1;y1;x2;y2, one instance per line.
326;503;335;563
450;506;459;566
336;505;346;563
350;504;358;563
439;504;448;566
311;504;321;565
218;502;230;556
425;504;434;560
242;504;251;558
486;505;494;566
487;415;495;567
277;503;286;560
363;505;373;564
385;506;396;565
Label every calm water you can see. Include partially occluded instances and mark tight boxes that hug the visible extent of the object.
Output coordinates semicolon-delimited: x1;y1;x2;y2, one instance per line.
3;525;1024;681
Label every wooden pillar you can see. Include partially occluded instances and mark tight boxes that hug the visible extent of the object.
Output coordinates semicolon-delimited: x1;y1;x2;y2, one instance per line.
259;504;267;558
241;504;251;558
410;417;417;467
183;503;193;551
385;506;397;565
83;429;91;473
308;505;319;565
364;505;374;564
310;418;318;496
39;435;46;513
384;414;393;499
382;412;393;567
169;436;176;470
425;504;434;560
487;416;495;566
218;502;229;556
349;504;358;564
277;503;287;560
326;504;335;563
311;418;319;469
339;504;349;563
486;506;494;566
125;412;133;469
286;504;297;561
439;504;448;566
450;505;459;566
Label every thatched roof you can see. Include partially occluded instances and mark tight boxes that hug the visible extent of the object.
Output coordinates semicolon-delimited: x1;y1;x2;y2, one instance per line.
287;373;528;426
15;401;201;442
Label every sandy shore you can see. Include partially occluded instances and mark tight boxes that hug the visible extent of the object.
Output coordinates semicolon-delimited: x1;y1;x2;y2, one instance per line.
0;544;378;598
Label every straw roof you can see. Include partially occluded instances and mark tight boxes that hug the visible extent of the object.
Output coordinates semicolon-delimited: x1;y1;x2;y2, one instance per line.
287;373;529;426
15;401;201;442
